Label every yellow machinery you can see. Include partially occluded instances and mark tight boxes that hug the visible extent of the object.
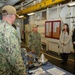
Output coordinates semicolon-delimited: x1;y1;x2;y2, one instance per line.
17;0;64;15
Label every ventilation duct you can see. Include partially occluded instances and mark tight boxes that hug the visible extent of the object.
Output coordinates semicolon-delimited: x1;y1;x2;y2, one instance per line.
4;0;20;5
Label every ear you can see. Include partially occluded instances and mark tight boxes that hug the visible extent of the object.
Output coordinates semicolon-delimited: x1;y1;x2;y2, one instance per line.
11;14;15;18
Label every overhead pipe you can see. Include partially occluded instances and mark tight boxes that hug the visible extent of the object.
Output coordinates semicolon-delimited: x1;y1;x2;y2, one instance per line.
3;0;20;6
15;0;34;10
24;0;34;6
17;0;65;15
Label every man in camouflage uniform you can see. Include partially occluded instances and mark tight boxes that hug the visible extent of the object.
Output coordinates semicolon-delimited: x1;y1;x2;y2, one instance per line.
28;25;42;57
0;5;27;75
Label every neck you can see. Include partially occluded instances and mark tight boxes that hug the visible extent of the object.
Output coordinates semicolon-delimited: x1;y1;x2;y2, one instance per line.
63;29;67;32
2;17;12;25
65;29;67;32
33;31;37;33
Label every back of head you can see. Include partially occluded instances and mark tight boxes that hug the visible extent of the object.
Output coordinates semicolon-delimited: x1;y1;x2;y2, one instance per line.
2;5;16;16
2;5;17;24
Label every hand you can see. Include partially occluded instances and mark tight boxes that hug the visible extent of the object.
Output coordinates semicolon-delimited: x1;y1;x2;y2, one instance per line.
73;42;75;44
63;43;65;46
28;54;33;58
32;50;35;53
62;43;65;46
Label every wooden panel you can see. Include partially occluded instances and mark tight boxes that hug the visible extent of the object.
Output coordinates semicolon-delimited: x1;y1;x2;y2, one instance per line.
53;27;60;38
45;20;61;39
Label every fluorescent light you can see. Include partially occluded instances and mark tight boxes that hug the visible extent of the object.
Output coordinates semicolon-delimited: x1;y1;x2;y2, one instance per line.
19;15;24;18
16;14;25;18
27;12;35;15
67;1;75;6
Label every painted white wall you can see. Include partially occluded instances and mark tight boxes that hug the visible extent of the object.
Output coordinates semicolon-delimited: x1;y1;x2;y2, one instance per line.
15;19;24;39
73;7;75;28
29;15;35;25
27;4;74;53
45;5;73;53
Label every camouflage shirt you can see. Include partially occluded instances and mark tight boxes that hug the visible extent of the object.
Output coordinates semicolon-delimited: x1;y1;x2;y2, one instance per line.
0;20;27;75
28;31;41;57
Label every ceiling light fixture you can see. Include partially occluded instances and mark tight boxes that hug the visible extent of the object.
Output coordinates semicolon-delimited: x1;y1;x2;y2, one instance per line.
16;14;25;18
27;12;35;16
67;1;75;6
19;15;24;18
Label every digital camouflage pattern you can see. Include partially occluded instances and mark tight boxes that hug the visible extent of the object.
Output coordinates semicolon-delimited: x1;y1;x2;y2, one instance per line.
28;31;41;57
0;20;27;75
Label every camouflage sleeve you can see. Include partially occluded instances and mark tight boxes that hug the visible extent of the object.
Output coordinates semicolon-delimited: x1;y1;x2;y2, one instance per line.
5;31;27;75
39;33;42;49
28;33;34;50
40;37;42;49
